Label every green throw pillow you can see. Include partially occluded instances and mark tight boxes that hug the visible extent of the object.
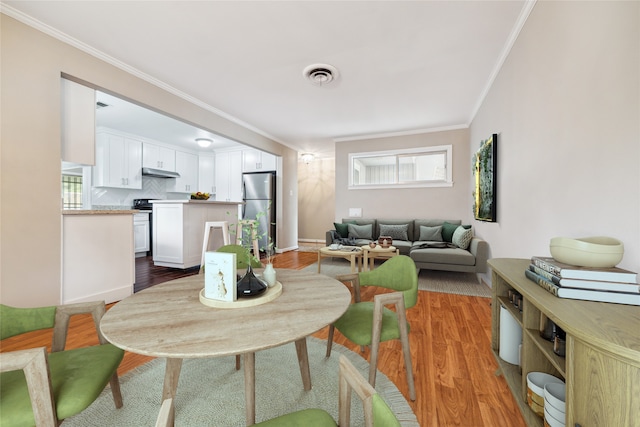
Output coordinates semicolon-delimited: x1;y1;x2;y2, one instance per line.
452;226;474;250
334;222;350;238
441;222;471;242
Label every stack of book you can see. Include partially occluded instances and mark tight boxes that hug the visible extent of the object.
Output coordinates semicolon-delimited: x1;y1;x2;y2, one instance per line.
526;256;640;306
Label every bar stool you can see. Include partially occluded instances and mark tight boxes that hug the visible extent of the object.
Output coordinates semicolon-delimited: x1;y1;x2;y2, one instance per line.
200;221;230;269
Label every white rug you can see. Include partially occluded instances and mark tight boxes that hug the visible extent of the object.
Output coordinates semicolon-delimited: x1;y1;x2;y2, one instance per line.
307;258;491;298
64;337;418;427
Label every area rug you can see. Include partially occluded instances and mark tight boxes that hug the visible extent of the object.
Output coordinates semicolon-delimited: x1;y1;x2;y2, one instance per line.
306;258;491;298
64;337;418;427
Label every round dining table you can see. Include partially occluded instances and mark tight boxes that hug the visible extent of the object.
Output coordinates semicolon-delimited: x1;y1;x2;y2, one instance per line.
100;268;351;426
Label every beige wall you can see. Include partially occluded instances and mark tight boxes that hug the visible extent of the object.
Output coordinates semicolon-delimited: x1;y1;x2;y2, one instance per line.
0;15;298;306
471;1;640;276
298;158;336;242
334;128;471;223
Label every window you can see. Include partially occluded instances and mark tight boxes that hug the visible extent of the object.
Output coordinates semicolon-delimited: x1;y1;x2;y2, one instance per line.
348;145;453;189
62;174;83;209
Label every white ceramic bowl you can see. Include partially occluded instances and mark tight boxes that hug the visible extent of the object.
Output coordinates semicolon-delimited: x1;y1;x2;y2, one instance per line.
526;372;564;414
544;395;565;423
544;405;566;427
550;236;624;268
544;382;566;412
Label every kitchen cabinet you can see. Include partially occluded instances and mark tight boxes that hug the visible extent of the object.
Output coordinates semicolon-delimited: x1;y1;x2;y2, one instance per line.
61;78;95;165
143;142;175;171
489;258;640;427
215;150;243;201
198;154;215;194
152;200;242;269
93;132;142;189
242;148;276;172
134;212;150;255
167;151;198;193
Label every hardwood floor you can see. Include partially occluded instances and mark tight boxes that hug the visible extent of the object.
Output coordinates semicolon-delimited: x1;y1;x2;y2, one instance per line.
2;248;526;427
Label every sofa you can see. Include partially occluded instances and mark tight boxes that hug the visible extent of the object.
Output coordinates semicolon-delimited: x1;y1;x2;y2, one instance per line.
326;219;488;274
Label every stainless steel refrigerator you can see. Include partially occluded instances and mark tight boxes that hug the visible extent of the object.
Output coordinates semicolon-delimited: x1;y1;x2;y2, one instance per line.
242;171;276;252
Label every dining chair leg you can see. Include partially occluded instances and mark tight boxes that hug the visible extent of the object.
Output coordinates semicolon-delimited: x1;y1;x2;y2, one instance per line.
326;324;335;357
398;312;416;401
368;339;381;388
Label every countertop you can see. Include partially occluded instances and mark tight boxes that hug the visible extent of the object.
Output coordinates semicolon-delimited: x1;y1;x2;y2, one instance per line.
62;209;139;215
151;200;243;205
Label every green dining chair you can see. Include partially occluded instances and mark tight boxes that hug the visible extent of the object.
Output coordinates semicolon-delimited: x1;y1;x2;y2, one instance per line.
326;255;418;401
0;301;124;427
154;355;401;427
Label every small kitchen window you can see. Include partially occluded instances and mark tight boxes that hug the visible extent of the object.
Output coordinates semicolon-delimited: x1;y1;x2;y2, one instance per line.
62;174;83;209
348;145;453;189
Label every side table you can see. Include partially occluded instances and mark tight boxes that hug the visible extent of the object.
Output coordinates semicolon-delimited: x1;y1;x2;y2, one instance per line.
317;246;363;273
361;245;400;271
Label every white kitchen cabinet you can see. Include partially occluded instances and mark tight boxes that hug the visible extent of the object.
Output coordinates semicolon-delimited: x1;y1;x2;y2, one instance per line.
152;200;242;269
167;151;198;193
215;150;243;201
61;78;95;165
143;142;175;171
133;212;150;255
198;154;215;194
242;148;276;172
94;132;142;189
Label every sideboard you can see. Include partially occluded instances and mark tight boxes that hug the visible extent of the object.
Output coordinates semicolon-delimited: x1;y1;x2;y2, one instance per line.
489;258;640;427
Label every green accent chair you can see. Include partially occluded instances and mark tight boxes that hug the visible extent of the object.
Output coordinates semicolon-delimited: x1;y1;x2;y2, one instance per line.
326;255;418;401
154;355;401;427
0;301;124;426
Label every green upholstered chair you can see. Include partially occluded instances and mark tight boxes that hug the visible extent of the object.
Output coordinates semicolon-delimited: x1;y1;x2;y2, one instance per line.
0;301;124;426
326;255;418;401
154;355;401;427
215;244;263;269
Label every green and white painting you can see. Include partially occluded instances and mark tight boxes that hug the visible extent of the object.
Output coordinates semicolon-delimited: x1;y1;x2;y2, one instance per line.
472;134;497;222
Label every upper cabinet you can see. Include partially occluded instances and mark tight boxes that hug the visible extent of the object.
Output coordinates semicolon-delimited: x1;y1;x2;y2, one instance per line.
242;148;276;173
61;79;95;165
198;154;215;194
215;151;243;202
94;132;142;189
143;142;176;171
167;151;198;193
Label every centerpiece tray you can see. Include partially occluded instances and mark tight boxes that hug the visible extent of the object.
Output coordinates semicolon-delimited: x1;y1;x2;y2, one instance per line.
199;281;282;308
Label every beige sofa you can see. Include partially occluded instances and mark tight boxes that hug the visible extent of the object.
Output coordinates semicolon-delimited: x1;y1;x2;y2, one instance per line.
326;218;488;274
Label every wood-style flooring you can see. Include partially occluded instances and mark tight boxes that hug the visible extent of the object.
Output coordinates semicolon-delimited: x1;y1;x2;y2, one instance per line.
2;248;526;427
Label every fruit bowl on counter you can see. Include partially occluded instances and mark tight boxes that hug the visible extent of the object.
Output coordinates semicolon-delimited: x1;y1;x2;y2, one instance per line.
190;192;210;200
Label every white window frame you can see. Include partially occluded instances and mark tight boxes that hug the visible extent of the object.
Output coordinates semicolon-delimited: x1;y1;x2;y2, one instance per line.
348;145;453;190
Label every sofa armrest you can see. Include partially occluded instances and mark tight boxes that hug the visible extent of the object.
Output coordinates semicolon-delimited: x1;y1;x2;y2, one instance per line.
469;237;488;273
326;230;335;246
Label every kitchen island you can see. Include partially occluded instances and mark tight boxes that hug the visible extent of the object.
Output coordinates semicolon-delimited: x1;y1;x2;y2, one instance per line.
152;200;243;269
62;209;136;304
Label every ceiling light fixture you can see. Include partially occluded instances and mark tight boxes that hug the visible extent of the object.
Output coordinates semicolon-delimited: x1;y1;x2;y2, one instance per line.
301;153;315;164
303;63;339;87
196;138;213;148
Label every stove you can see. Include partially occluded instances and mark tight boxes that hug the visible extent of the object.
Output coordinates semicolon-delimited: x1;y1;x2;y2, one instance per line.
132;198;155;211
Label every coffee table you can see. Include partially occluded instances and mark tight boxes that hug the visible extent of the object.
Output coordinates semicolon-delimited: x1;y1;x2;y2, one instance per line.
317;246;363;273
361;244;400;271
100;269;351;426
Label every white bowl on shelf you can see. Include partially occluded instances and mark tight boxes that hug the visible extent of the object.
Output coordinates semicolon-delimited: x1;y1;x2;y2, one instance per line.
550;236;623;268
544;405;566;427
544;382;566;413
526;372;564;416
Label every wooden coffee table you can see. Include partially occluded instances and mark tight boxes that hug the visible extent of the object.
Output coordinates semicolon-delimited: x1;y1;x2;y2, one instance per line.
100;269;351;426
317;246;363;273
361;244;400;271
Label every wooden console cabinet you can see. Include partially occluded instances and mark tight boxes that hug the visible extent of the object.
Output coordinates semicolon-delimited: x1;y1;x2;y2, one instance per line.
489;258;640;427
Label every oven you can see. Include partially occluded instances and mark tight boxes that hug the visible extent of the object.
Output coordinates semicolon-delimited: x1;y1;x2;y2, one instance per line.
132;199;156;256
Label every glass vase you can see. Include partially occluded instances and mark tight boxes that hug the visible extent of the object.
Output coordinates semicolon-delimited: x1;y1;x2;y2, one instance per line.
263;263;277;287
237;264;267;298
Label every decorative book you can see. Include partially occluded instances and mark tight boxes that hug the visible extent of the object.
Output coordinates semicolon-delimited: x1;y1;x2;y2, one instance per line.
204;251;237;302
531;256;638;283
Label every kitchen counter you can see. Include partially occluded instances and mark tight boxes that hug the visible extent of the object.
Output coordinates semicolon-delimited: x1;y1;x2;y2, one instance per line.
62;209;139;215
151;200;243;205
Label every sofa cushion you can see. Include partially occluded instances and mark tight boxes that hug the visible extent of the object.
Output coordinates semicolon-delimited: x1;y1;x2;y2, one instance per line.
334;221;355;238
410;246;476;266
348;223;373;240
441;221;471;242
392;240;412;255
452;226;473;250
379;224;409;241
419;225;443;242
375;219;414;241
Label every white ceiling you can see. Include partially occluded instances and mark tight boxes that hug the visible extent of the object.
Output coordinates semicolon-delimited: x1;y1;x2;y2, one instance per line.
3;1;531;158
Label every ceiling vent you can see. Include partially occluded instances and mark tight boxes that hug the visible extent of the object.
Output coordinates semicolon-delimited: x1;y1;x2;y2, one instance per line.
303;63;339;87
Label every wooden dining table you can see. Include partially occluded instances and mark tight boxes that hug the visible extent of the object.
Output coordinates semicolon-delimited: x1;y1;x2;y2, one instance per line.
100;268;351;426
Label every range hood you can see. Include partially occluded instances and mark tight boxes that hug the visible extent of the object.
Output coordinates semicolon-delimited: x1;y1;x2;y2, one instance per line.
142;167;181;178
